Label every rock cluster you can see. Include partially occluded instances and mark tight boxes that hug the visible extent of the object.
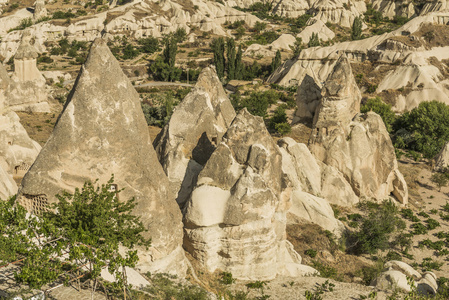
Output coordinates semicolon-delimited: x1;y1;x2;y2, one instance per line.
183;109;315;279
17;38;187;275
153;66;236;207
309;55;408;203
373;260;438;295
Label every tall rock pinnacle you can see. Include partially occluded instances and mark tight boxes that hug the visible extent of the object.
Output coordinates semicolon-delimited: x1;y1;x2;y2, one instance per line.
18;38;186;275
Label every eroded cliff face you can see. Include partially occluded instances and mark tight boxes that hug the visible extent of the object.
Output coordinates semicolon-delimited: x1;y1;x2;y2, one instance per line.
17;38;187;276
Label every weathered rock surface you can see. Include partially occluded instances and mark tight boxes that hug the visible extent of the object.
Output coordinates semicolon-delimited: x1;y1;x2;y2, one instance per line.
434;141;449;171
309;55;408;203
278;137;352;232
293;72;323;124
373;261;438;295
278;137;358;208
312;55;361;129
153;66;236;207
184;109;314;279
17;38;186;276
0;111;41;200
372;0;415;18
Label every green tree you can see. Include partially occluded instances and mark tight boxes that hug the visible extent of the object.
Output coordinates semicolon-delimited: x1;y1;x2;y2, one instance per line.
253;21;266;33
431;172;449;192
235;46;243;80
351;16;363;40
163;37;177;68
10;177;151;297
308;32;320;47
235;26;246;40
226;38;236;80
138;37;159;54
173;27;187;43
211;37;225;80
271;50;282;73
290;37;303;58
393;101;449;158
361;97;396;132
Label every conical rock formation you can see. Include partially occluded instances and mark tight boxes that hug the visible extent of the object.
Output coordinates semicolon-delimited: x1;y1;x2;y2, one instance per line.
18;38;186;275
309;55;408;203
312;54;361;129
154;66;236;207
183;109;316;280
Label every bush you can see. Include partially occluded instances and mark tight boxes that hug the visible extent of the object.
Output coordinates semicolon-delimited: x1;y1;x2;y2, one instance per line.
348;200;404;254
393;101;449;158
361;97;396;132
305;249;317;258
138;37;160;54
220;272;235;285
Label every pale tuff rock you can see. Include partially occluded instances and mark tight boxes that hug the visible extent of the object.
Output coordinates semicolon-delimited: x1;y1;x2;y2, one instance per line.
309;0;367;28
309;56;408;203
277;137;352;233
289;191;344;236
1;30;51;113
14;30;44;82
0;111;41;200
33;0;48;21
18;38;187;276
312;55;362;129
267;13;449;112
272;0;310;18
153;66;236;207
373;261;438;295
420;0;449;15
293;72;323;124
297;20;336;43
0;164;17;201
184;109;313;279
434;141;449;171
244;34;297;58
372;0;415;18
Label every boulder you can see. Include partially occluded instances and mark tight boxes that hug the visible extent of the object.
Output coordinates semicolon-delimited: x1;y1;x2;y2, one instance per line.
277;137;347;232
309;55;408;203
17;38;186;276
153;66;236;207
288;191;344;235
184;109;310;280
373;261;438;295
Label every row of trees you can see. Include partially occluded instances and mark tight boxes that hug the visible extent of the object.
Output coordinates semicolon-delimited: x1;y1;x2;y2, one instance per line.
210;37;244;81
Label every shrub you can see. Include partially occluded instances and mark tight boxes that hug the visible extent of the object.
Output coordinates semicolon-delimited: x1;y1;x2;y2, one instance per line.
220;272;235;285
312;261;339;280
425;218;440;230
411;222;428;235
348;200;404;254
305;249;317;258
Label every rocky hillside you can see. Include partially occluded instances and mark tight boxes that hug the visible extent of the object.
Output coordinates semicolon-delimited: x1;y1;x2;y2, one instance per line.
1;0;449;299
